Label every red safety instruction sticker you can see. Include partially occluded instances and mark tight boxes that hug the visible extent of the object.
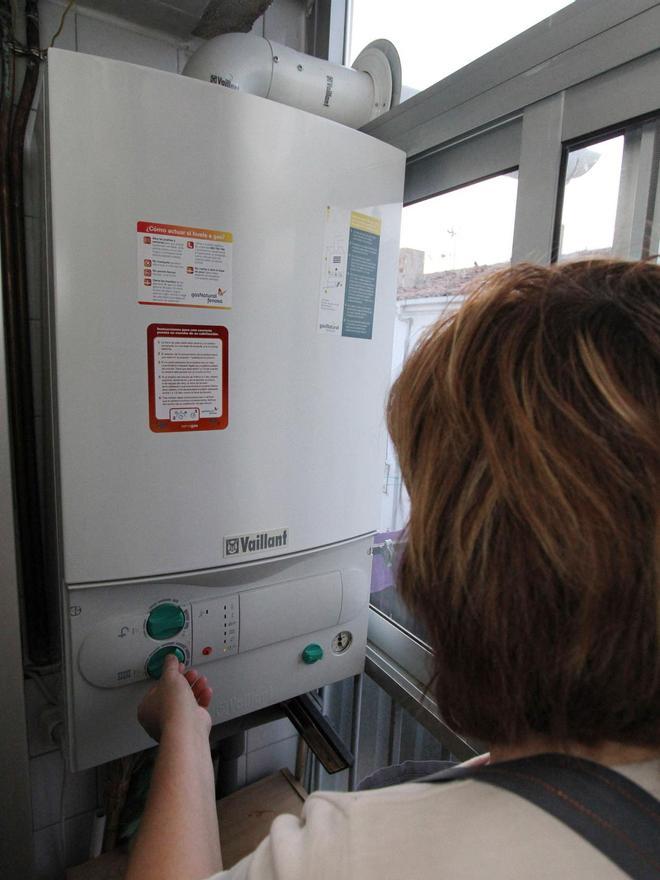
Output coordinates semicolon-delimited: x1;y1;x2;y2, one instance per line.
147;324;228;432
138;221;232;309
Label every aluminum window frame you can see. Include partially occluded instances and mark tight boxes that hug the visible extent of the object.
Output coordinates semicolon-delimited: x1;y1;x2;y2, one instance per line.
364;0;660;736
306;0;350;63
362;0;660;157
553;117;660;262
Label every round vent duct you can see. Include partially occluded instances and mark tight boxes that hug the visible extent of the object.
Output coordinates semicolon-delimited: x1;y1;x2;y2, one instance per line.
182;33;401;129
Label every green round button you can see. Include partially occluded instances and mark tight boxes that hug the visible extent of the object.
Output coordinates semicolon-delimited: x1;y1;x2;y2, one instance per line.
146;645;185;680
301;643;324;665
147;603;185;640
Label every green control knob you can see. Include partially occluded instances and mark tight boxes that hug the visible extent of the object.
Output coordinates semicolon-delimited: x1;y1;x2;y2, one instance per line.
301;643;324;665
146;645;185;680
147;603;185;640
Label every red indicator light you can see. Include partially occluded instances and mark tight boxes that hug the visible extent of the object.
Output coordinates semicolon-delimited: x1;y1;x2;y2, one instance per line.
202;646;213;656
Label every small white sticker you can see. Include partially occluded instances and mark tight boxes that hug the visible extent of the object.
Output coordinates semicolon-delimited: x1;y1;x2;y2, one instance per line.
318;207;381;339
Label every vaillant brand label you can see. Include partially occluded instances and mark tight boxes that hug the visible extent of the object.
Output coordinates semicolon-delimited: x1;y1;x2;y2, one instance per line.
212;686;274;718
317;207;381;339
323;74;334;107
137;221;233;309
209;74;239;90
223;528;289;558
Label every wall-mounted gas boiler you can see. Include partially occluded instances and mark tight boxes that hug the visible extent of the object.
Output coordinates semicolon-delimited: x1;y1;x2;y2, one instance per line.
43;48;404;771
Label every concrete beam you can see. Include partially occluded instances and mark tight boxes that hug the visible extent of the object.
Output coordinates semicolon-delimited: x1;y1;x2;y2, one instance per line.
194;0;275;38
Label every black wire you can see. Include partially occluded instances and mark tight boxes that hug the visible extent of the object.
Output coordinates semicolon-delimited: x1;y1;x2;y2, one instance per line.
2;0;57;665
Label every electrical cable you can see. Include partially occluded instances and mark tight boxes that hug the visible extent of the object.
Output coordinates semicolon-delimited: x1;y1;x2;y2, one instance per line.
5;0;55;666
24;662;62;675
0;19;18;666
56;726;67;870
0;4;16;239
24;668;58;704
49;0;75;48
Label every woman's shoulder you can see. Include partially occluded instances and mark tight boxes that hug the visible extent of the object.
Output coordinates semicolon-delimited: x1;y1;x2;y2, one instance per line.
614;757;660;800
311;755;660;817
215;760;660;880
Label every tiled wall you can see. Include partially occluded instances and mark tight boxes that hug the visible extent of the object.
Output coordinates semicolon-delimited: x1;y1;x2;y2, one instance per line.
25;673;297;877
244;717;299;787
24;2;303;876
37;0;206;71
24;671;101;876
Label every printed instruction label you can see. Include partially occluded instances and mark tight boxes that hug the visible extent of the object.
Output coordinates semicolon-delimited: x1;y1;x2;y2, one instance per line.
147;324;228;432
318;207;381;339
138;221;232;309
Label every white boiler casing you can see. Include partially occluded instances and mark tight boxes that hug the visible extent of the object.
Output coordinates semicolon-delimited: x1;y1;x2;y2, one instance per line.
44;50;404;770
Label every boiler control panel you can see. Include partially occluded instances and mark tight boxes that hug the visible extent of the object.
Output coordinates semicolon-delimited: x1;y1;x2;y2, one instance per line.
66;549;370;770
78;595;239;688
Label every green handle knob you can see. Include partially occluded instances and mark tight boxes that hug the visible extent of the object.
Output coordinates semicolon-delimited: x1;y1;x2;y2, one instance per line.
147;603;185;640
301;643;324;665
147;645;185;680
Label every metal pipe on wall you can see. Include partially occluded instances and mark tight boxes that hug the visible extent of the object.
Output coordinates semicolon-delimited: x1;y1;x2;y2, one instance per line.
347;672;363;790
0;0;56;665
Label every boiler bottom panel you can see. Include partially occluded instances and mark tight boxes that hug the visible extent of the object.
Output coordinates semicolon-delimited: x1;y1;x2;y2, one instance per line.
64;537;372;770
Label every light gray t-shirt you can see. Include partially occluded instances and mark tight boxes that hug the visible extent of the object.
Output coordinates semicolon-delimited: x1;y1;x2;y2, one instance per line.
211;759;660;880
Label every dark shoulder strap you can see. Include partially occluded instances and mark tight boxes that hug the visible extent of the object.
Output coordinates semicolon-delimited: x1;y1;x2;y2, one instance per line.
420;753;660;880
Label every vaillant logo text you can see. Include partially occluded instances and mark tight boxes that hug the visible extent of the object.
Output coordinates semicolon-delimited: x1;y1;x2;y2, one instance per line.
223;528;289;558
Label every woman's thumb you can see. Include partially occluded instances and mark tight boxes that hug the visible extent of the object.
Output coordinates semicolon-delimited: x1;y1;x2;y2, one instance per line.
161;652;181;678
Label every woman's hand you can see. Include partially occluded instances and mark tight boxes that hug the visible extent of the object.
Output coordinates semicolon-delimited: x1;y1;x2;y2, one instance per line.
127;654;222;880
138;653;213;742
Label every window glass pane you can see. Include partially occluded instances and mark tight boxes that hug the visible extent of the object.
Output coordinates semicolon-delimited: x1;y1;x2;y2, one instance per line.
371;540;428;645
649;171;660;261
641;120;660;260
373;172;519;642
354;677;457;786
312;676;460;793
348;1;574;100
557;135;625;260
401;174;518;274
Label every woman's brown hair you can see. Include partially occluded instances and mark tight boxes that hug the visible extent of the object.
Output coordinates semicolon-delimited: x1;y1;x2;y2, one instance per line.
387;260;660;746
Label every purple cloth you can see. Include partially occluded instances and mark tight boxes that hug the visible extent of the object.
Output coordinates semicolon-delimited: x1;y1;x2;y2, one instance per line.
370;530;404;594
358;760;457;790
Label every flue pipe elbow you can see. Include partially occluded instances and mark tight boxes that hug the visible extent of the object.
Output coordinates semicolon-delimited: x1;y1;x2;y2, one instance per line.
182;32;398;129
